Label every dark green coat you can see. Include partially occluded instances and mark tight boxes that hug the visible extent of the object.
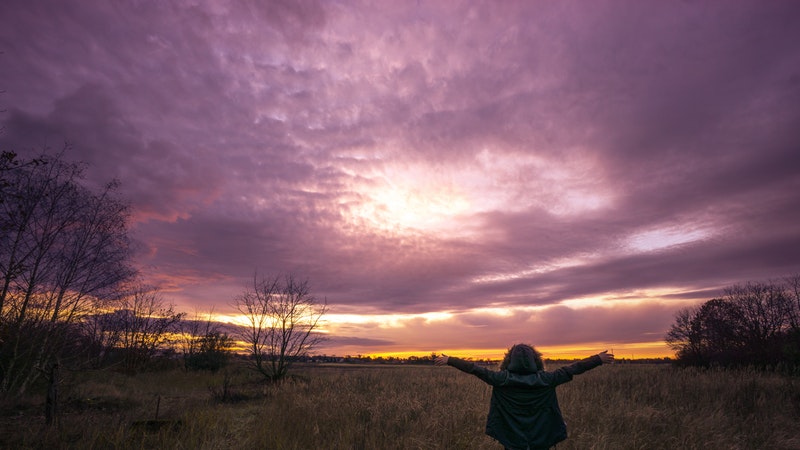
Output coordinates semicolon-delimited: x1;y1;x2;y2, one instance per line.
447;354;603;449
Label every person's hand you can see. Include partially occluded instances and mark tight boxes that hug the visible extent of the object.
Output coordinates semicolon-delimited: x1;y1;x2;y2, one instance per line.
598;350;614;364
434;355;449;366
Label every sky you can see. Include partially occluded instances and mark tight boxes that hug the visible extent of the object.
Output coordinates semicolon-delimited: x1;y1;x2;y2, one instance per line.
2;0;799;359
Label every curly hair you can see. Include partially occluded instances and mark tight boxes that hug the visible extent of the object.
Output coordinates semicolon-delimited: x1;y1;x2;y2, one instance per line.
499;343;544;372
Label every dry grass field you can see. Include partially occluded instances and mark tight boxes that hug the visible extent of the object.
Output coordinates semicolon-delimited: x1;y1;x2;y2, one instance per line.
1;362;799;449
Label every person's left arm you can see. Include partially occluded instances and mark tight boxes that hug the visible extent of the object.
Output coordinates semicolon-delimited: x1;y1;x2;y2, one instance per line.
550;350;613;385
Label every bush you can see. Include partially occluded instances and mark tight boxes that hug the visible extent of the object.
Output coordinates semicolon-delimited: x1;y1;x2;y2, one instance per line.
185;332;232;372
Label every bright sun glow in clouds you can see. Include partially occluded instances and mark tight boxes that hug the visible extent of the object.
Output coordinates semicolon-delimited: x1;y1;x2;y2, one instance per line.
351;179;472;236
340;148;614;239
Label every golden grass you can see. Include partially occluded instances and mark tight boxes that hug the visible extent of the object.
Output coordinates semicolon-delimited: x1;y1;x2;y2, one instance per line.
1;362;799;449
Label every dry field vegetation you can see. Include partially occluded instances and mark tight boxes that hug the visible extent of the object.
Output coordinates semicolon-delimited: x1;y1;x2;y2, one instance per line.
1;362;799;450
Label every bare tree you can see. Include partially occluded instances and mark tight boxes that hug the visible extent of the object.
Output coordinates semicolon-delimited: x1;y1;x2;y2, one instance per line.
724;281;792;363
77;301;125;369
784;274;800;333
113;284;184;372
233;274;326;382
666;277;799;368
665;305;702;364
0;151;134;395
180;308;215;368
180;308;233;372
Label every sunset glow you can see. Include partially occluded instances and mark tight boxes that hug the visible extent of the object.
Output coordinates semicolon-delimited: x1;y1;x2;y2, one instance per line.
349;173;473;237
3;0;799;360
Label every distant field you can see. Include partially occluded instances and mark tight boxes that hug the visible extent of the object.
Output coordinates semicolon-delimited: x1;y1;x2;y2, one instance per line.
2;362;799;449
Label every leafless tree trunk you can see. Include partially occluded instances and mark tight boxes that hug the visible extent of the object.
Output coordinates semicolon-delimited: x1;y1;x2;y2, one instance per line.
234;274;326;382
45;362;59;426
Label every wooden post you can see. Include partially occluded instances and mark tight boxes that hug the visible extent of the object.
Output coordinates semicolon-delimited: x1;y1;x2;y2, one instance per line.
45;363;59;426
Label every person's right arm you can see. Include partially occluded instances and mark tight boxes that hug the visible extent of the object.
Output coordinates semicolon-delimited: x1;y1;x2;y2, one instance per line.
436;355;505;385
436;354;475;373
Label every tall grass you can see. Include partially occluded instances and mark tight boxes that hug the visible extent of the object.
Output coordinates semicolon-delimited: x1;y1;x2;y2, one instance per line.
1;363;798;449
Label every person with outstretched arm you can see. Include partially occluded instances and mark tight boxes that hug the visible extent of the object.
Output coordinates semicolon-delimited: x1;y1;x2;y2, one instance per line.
435;344;614;450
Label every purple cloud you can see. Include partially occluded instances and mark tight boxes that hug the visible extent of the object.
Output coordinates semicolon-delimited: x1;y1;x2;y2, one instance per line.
2;0;799;356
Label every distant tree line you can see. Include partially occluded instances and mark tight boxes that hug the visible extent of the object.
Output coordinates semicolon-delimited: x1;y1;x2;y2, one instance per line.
665;275;800;370
310;353;444;365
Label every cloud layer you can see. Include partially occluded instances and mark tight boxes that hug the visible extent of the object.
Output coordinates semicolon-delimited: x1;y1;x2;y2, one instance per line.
2;0;799;357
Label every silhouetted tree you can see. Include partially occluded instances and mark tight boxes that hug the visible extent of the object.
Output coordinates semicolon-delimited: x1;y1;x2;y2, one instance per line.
782;274;800;333
233;274;326;383
186;331;233;372
0;151;134;395
180;309;233;372
666;299;746;366
724;281;792;365
76;296;137;369
112;284;183;372
666;277;800;369
781;274;800;366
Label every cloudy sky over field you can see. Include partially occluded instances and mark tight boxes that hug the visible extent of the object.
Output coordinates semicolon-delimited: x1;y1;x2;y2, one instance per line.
2;0;799;358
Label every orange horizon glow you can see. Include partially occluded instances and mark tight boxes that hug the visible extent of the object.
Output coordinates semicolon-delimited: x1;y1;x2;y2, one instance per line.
352;341;674;361
208;307;679;361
